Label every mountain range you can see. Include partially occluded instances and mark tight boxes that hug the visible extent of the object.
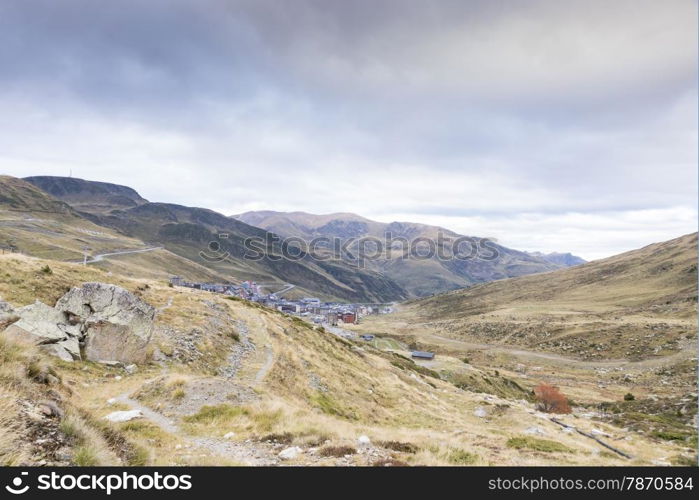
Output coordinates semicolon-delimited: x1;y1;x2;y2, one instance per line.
3;175;585;301
236;210;584;296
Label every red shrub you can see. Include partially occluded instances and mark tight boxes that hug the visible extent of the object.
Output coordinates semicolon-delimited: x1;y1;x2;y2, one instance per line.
533;383;571;414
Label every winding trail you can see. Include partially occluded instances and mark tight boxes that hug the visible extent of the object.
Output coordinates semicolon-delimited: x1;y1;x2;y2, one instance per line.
109;310;281;465
251;314;275;385
254;346;274;385
155;296;174;315
114;380;277;465
96;292;289;465
114;392;178;434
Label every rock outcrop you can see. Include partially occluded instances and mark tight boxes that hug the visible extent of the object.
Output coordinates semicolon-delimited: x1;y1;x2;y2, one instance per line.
2;301;82;361
56;283;155;363
0;283;155;364
4;301;81;344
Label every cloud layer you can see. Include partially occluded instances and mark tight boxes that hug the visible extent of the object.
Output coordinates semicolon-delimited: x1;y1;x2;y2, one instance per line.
0;0;696;259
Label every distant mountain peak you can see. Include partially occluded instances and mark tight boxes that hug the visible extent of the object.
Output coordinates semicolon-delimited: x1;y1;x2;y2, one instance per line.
24;176;148;213
526;251;586;267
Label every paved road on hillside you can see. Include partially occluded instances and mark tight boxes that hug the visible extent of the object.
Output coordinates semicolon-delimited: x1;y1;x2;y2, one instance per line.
425;333;696;369
256;282;296;296
87;246;163;263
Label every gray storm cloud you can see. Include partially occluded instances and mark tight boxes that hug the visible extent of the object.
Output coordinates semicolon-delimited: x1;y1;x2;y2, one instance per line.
0;0;696;259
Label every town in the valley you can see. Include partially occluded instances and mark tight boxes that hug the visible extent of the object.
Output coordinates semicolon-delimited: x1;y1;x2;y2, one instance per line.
169;276;394;336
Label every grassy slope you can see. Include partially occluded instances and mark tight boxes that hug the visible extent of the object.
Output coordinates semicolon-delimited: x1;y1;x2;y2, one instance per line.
347;234;697;462
0;253;694;466
377;233;697;361
90;248;233;283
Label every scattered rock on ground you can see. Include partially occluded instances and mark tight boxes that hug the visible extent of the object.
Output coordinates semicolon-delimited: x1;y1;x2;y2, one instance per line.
0;299;13;314
38;401;64;418
104;410;143;423
474;406;488;418
524;426;546;436
357;435;371;446
278;446;302;460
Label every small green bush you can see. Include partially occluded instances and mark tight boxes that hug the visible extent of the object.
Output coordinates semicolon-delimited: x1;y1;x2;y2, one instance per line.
126;445;150;466
652;430;687;441
506;436;574;453
447;448;478;465
183;405;248;423
73;446;99;466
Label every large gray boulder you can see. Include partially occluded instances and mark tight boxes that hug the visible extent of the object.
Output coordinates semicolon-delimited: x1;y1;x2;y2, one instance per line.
83;321;151;363
0;283;155;364
55;283;155;364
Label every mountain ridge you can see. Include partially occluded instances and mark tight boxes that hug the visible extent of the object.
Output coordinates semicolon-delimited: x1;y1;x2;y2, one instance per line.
235;210;574;296
526;251;586;267
25;176;148;213
17;176;408;302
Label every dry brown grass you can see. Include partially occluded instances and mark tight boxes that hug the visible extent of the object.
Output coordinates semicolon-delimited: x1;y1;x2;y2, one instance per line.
59;412;121;465
0;387;27;465
319;445;356;457
0;252;694;466
367;233;697;361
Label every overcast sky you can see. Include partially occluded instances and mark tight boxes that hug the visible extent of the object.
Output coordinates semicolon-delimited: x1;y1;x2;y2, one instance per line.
0;0;696;260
